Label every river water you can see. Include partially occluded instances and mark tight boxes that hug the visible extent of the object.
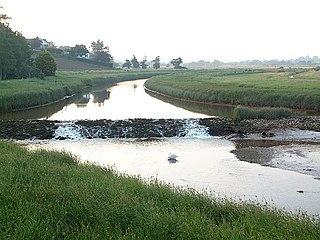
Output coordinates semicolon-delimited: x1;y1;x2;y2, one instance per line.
18;79;320;215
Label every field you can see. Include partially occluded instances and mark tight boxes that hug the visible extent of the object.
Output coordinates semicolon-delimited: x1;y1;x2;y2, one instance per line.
0;140;319;239
0;70;170;112
145;69;320;112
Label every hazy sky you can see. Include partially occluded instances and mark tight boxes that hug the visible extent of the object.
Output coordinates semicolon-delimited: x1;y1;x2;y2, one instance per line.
2;0;319;62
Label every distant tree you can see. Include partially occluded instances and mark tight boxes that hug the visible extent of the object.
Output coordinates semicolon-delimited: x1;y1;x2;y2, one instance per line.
122;59;132;69
171;57;183;69
140;56;148;69
90;39;113;64
70;44;89;57
34;50;57;76
152;56;160;69
131;55;140;68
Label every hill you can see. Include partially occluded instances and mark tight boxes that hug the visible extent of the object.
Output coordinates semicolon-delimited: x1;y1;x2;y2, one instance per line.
54;55;114;71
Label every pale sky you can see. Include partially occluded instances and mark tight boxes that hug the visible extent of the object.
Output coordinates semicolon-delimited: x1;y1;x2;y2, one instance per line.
1;0;319;62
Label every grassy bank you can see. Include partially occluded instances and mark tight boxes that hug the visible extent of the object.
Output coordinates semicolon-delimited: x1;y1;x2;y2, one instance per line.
145;69;320;111
0;141;319;239
0;70;170;112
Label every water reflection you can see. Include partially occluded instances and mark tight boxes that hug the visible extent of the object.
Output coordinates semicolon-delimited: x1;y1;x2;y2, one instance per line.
146;91;235;117
46;79;210;120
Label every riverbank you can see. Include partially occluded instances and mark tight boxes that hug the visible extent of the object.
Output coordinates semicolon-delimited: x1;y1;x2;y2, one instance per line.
1;140;319;239
0;116;319;140
145;69;320;111
0;70;171;112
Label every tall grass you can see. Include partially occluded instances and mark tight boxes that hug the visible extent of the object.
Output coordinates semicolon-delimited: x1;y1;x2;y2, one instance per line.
0;140;319;239
145;69;320;111
233;106;293;120
0;70;171;112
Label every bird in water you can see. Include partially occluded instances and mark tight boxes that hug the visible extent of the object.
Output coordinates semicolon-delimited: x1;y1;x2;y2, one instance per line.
168;153;178;160
168;153;178;163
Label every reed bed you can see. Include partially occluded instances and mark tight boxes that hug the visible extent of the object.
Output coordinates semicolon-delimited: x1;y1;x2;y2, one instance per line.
233;106;293;120
0;141;319;239
145;69;320;111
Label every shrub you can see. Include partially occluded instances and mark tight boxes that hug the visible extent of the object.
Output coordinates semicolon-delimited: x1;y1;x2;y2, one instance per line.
34;50;57;76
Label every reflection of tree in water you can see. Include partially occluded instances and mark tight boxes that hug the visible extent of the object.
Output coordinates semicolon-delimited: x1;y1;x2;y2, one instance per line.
76;94;90;108
92;90;111;106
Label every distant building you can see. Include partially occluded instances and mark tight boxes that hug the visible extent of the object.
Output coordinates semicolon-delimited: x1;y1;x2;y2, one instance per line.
77;53;91;59
27;37;49;49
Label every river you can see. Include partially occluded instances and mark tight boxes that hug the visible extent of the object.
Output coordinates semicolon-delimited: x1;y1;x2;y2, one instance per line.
14;79;320;215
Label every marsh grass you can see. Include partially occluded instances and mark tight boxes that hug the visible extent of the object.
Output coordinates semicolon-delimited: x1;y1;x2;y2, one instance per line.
0;70;169;112
145;69;320;111
233;106;293;120
0;141;319;239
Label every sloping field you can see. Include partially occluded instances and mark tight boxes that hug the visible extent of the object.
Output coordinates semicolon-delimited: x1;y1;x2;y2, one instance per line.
54;55;112;71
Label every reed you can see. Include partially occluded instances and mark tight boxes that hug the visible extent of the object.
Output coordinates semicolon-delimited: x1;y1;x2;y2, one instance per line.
233;106;293;120
145;69;320;111
0;140;319;239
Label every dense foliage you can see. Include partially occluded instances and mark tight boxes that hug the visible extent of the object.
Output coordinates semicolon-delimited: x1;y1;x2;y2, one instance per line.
0;22;31;80
34;50;57;76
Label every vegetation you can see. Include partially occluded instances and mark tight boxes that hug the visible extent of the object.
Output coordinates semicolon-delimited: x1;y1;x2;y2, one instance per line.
34;50;57;77
152;56;161;69
0;70;171;112
171;57;184;69
0;19;31;80
145;69;320;112
69;44;89;58
233;106;293;120
0;140;318;239
90;39;113;66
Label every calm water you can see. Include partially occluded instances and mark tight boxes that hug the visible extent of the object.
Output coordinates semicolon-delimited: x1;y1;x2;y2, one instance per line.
46;79;210;120
11;78;320;214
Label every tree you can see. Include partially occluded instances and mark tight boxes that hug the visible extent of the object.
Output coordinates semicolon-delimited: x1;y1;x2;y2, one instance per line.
171;57;183;69
122;59;132;69
152;56;160;69
0;11;31;80
131;55;140;68
90;39;113;64
140;56;148;69
70;44;89;57
34;50;57;76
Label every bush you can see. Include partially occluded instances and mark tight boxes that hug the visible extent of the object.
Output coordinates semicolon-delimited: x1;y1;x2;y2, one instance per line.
34;50;57;76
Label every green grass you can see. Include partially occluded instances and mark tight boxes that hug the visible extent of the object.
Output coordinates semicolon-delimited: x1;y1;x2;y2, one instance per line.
0;70;170;112
0;140;319;239
145;69;320;111
233;106;293;120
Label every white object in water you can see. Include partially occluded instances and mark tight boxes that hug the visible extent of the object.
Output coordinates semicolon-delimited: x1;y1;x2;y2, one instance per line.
168;153;178;160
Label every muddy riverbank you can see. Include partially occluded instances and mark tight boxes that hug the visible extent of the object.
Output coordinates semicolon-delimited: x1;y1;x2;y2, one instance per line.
0;116;319;140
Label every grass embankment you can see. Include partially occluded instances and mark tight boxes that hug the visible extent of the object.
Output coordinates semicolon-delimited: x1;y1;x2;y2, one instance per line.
0;70;169;112
0;141;319;239
145;69;320;112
